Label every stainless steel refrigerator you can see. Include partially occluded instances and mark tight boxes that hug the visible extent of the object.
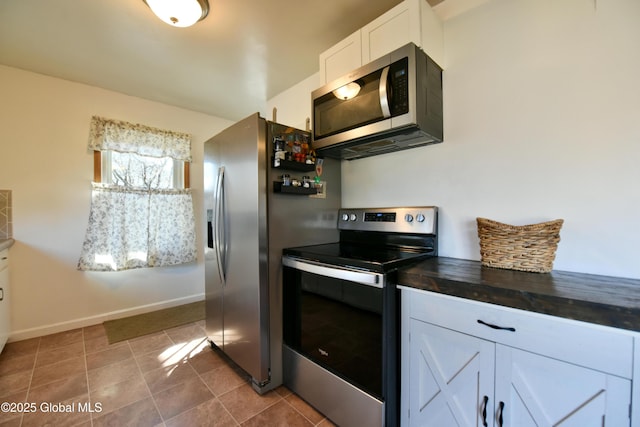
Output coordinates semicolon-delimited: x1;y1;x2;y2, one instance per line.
204;112;341;394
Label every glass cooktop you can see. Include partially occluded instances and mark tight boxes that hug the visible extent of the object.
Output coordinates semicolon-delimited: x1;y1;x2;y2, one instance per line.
283;242;435;273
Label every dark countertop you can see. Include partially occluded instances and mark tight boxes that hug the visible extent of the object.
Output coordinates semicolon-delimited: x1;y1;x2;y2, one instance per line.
398;257;640;332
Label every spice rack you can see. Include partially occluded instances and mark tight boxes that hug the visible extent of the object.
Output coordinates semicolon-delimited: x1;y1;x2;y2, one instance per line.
273;181;318;195
271;130;319;195
271;159;315;172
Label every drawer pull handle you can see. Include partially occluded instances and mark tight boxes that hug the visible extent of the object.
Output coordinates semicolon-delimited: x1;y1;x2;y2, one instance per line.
481;395;489;426
497;401;505;427
477;319;516;332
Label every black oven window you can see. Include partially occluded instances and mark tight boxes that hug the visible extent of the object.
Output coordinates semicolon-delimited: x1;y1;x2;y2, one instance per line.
284;267;383;398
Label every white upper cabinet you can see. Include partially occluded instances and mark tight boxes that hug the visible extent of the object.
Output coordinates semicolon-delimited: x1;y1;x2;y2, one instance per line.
319;30;362;86
361;0;422;64
319;0;443;86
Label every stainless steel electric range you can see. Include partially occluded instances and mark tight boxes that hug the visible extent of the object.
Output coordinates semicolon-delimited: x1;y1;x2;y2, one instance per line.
282;206;438;427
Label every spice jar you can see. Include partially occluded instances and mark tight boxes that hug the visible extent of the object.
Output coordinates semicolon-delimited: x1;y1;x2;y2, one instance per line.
273;137;285;167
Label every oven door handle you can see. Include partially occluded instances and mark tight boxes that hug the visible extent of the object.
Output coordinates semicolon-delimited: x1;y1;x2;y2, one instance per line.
282;256;384;288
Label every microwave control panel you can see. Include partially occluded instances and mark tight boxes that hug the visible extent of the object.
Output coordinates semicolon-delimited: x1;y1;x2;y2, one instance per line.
389;57;409;116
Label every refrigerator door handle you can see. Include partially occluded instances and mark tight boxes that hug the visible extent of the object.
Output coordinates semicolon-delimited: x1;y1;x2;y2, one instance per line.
215;166;227;284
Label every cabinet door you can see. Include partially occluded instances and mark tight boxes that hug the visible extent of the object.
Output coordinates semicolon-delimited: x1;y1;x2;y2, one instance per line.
0;259;9;352
407;318;495;427
319;30;362;85
361;0;422;64
495;345;632;427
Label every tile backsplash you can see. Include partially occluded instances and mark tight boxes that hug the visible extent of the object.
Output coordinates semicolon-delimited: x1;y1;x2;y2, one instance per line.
0;190;12;239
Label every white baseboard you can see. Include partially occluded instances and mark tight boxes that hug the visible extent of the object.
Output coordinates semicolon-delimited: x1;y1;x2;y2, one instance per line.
8;293;205;342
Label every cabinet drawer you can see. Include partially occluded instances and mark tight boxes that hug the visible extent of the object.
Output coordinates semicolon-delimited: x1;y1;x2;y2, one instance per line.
402;287;634;379
0;249;8;271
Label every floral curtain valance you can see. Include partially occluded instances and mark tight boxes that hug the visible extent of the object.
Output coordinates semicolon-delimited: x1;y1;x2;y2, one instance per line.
88;116;192;162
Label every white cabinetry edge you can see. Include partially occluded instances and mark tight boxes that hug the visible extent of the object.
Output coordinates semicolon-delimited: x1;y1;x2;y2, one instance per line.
399;285;638;379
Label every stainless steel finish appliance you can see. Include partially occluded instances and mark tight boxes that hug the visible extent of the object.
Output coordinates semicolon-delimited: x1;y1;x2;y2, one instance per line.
312;43;443;160
282;206;438;426
204;112;341;394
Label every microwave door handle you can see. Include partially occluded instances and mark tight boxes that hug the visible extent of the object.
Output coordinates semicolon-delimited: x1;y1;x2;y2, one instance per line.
378;65;392;118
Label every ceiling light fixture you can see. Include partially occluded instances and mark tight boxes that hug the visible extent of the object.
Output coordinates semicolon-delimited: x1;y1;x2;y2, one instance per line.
333;82;361;100
143;0;209;28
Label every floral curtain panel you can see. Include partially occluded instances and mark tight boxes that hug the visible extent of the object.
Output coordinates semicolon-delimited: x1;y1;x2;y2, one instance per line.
78;185;196;271
78;117;196;272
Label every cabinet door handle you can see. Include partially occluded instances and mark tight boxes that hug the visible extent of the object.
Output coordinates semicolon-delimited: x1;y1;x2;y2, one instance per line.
0;287;3;301
481;395;489;427
477;319;516;332
497;401;505;427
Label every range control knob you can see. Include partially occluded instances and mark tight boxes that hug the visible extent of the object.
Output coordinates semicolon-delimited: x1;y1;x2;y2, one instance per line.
416;214;426;223
341;213;349;221
405;214;414;223
349;214;357;221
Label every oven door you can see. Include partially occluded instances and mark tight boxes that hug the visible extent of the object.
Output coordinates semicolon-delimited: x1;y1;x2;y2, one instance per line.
283;256;397;410
283;256;386;398
283;255;400;426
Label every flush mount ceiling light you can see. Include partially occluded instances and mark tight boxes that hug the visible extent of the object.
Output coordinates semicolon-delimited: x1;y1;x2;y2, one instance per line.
333;82;361;100
143;0;209;28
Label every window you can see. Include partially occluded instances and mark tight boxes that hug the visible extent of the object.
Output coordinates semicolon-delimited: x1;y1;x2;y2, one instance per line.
95;151;190;189
78;116;196;271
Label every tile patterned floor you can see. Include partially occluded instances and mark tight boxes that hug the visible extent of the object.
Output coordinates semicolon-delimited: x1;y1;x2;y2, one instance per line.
0;320;336;426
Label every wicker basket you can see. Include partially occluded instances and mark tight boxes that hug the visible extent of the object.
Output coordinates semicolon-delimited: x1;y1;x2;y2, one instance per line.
477;217;564;273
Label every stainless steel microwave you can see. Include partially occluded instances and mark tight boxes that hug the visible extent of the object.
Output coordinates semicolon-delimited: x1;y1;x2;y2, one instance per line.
312;43;443;160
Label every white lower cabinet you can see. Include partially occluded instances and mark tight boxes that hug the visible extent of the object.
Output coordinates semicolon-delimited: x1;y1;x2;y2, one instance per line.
0;249;9;352
408;319;494;426
497;345;630;427
401;287;635;427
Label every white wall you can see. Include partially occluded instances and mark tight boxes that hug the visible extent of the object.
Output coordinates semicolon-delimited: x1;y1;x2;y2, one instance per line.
269;0;640;279
264;73;318;131
342;0;640;278
0;65;233;340
13;0;637;342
